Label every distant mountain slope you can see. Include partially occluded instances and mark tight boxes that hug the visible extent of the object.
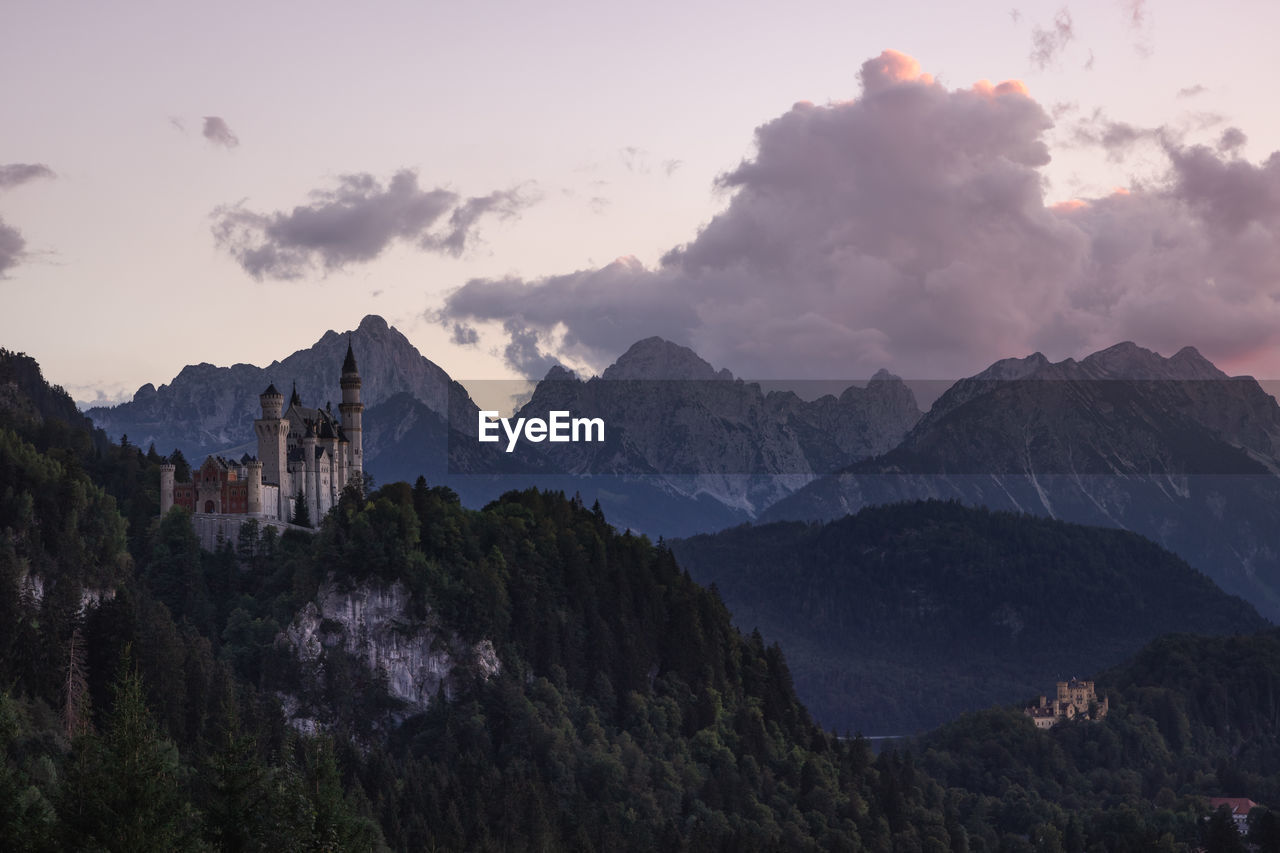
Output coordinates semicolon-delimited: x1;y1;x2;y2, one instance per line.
673;500;1266;735
764;343;1280;620
512;337;921;515
86;315;455;460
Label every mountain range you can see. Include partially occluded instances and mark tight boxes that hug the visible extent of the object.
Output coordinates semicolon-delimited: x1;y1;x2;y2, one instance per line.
8;343;1280;850
79;315;1280;620
86;315;459;461
762;342;1280;620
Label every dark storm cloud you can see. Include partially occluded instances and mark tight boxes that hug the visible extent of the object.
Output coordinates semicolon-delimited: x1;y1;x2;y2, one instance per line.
0;163;55;190
202;116;239;148
439;50;1280;379
212;170;534;280
1029;8;1074;70
0;218;27;277
451;322;479;346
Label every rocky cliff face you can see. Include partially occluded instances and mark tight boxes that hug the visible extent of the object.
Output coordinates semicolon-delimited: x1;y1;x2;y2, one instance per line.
765;343;1280;620
277;579;498;731
86;315;457;461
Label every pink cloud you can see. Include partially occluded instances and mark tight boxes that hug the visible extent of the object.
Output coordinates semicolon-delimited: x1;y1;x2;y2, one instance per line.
441;50;1280;380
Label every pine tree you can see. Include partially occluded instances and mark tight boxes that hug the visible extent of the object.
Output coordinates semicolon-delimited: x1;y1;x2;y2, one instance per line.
292;488;311;528
58;652;199;851
62;626;91;739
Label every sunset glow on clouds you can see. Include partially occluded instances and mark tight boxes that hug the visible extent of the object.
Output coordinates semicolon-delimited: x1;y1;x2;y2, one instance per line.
442;49;1280;380
5;0;1280;398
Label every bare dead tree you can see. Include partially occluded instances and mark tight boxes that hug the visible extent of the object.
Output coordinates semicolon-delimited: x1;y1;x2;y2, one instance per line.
63;626;91;739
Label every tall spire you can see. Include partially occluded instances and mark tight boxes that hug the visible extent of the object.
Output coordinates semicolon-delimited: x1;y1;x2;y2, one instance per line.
342;335;358;375
290;381;301;407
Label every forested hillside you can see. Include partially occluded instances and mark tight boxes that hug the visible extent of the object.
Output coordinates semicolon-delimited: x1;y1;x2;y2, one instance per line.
915;629;1280;851
673;502;1266;734
4;348;1280;852
0;350;945;851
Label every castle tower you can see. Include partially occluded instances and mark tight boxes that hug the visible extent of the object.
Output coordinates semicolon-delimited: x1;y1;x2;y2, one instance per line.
160;463;175;515
254;383;290;519
338;339;364;489
319;417;339;508
302;420;318;526
337;430;350;491
246;460;263;515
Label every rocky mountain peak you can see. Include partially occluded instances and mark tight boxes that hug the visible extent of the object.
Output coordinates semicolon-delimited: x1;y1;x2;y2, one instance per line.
1079;341;1228;380
601;337;733;381
971;351;1051;382
358;314;391;334
1168;345;1229;379
542;365;579;382
86;314;458;460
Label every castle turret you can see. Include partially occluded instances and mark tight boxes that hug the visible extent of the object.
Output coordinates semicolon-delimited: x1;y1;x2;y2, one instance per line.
260;382;284;420
303;420;318;527
160;463;175;515
246;460;263;515
319;417;338;509
338;339;364;489
255;382;290;519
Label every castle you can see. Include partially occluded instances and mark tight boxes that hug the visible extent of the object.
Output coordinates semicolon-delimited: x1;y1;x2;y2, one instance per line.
1025;679;1109;729
159;340;364;532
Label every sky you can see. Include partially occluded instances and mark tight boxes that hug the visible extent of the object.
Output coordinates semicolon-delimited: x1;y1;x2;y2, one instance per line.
4;0;1280;406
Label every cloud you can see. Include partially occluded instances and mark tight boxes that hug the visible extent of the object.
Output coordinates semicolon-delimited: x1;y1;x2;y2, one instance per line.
1029;8;1074;70
438;49;1280;380
0;164;55;277
423;188;531;256
1121;0;1146;28
1070;111;1162;160
0;218;26;277
1218;127;1247;155
501;319;562;377
1119;0;1153;57
211;170;534;280
451;322;479;346
1177;84;1207;99
0;163;55;190
202;116;239;148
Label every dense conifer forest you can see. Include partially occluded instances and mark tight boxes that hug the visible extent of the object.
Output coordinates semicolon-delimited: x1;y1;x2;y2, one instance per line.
673;503;1266;733
3;347;1280;852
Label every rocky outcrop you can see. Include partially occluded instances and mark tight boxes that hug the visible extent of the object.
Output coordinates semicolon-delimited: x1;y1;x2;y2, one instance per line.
277;579;498;730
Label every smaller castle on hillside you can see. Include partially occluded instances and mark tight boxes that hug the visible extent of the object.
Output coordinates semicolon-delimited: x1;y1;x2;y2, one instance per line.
159;340;364;545
1025;679;1109;729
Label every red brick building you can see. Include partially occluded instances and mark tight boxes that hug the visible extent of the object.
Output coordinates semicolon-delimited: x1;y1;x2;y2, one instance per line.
172;456;252;515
